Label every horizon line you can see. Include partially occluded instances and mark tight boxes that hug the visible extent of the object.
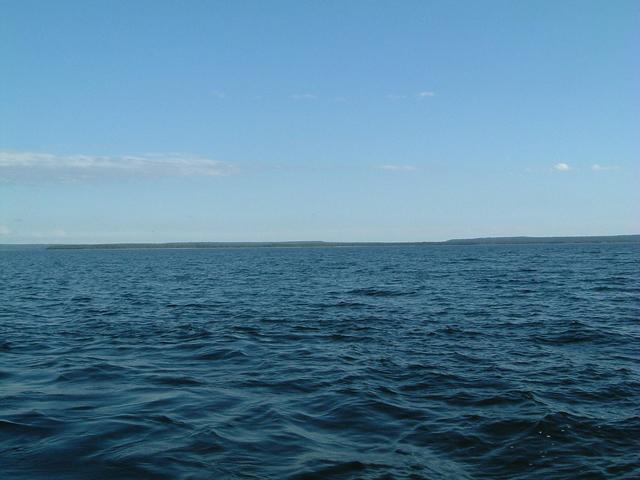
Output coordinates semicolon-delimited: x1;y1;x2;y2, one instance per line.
1;234;639;248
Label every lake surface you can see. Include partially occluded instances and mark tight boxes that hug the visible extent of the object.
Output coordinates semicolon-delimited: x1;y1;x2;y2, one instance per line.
1;244;638;479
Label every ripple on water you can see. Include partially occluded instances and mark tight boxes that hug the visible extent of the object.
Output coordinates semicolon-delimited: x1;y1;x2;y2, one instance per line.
0;243;639;479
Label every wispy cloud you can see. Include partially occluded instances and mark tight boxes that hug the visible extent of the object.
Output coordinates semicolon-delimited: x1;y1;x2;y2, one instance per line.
290;93;317;100
32;228;68;239
0;152;235;182
386;91;435;100
208;91;436;102
378;164;417;171
591;164;620;171
385;94;407;100
0;225;11;235
553;163;571;172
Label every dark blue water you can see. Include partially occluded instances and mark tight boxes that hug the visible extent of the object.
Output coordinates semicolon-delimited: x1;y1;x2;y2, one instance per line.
1;244;639;479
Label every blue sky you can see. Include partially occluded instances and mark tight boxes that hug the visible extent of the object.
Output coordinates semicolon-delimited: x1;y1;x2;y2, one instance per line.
1;0;638;243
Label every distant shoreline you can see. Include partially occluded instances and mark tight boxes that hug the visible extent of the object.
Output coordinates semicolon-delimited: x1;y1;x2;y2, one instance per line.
0;234;638;250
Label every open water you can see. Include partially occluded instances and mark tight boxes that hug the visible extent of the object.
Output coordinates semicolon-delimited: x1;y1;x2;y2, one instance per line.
1;243;638;479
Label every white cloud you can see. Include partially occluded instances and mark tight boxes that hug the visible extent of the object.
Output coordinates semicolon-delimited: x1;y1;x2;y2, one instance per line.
553;163;571;171
290;93;317;100
592;164;620;171
31;228;68;239
210;90;227;99
378;164;417;171
387;92;435;100
0;225;11;235
0;152;235;182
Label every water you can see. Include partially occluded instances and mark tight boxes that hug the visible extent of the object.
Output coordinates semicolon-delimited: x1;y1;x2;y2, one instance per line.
1;243;638;479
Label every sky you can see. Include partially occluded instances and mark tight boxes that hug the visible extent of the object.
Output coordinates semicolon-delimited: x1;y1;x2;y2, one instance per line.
0;0;638;243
